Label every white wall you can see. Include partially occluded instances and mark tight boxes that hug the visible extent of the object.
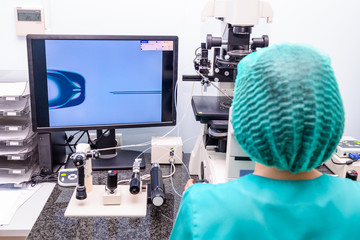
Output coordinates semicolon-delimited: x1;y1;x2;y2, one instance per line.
1;0;359;152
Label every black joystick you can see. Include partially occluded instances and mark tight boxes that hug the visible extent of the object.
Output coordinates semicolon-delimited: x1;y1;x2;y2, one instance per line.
106;170;118;193
73;154;87;200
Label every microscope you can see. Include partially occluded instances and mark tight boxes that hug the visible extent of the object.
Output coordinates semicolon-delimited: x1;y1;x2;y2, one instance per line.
185;0;273;183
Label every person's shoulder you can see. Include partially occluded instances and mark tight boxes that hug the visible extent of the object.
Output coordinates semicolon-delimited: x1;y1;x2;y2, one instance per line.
323;173;359;184
184;175;253;199
184;181;219;199
323;174;360;191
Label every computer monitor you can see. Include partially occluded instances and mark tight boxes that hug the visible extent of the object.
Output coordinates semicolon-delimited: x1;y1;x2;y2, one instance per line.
27;34;178;170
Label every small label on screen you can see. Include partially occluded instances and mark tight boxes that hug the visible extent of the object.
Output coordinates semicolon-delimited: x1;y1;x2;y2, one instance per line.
140;41;173;51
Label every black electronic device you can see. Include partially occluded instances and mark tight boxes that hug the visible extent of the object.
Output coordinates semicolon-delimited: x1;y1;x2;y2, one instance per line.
58;168;78;187
346;170;358;181
147;163;165;207
38;131;67;174
27;34;178;170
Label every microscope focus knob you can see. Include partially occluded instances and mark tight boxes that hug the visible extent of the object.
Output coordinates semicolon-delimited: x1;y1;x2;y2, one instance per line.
251;35;269;50
206;34;222;49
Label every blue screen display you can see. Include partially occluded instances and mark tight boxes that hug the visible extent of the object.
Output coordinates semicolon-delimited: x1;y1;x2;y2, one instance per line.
44;40;163;127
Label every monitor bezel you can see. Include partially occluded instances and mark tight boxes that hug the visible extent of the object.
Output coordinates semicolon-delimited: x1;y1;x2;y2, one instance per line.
27;34;178;132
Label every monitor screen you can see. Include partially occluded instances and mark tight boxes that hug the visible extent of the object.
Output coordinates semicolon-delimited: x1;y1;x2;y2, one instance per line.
27;35;178;132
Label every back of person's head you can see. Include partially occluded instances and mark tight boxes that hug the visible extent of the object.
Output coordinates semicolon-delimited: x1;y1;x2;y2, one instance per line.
231;43;344;173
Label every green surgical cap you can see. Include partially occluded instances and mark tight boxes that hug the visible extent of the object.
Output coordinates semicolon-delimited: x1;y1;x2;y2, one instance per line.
231;43;344;173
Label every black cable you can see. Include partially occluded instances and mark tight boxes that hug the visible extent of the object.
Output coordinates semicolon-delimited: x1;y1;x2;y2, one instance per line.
20;164;64;187
65;129;108;153
66;141;74;153
86;130;95;147
193;47;201;62
74;131;86;148
65;131;82;153
88;129;110;149
28;173;58;187
23;130;91;187
95;130;110;143
331;157;358;165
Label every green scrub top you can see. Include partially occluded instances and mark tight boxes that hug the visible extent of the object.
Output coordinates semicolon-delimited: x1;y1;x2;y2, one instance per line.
170;174;360;240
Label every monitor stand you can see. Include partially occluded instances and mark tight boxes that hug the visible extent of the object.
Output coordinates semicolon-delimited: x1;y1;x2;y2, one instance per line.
91;129;145;171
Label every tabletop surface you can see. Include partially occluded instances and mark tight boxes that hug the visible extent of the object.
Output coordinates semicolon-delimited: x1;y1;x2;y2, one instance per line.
26;153;332;240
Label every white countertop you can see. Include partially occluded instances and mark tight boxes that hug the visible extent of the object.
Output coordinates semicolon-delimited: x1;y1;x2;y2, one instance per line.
0;183;55;237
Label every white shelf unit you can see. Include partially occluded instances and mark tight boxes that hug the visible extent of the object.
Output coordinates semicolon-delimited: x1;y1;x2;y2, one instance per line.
0;70;38;184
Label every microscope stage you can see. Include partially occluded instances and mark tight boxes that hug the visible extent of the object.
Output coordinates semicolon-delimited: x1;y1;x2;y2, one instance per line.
191;96;232;123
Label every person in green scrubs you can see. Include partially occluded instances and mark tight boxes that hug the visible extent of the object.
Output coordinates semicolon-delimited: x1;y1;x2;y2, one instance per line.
170;43;360;240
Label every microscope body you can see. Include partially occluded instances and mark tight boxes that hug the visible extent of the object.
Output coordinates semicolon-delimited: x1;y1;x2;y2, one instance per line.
188;0;273;183
190;0;273;85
